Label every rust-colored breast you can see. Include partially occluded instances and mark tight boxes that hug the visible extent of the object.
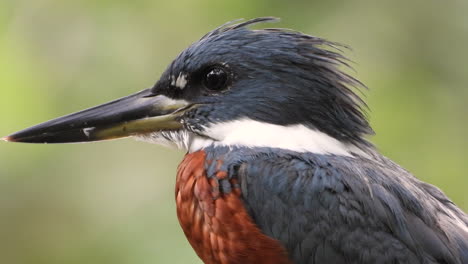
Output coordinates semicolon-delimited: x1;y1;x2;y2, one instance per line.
175;150;291;264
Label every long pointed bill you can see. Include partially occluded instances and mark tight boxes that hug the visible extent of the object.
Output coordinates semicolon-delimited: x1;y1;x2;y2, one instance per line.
3;89;191;143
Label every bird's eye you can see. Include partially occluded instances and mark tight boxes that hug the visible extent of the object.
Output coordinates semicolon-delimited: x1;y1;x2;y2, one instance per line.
202;66;229;92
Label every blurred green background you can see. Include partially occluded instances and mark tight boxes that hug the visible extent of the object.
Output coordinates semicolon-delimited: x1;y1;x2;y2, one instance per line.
0;0;467;263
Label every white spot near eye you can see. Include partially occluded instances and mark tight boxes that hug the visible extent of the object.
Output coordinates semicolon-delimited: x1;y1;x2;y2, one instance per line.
170;75;176;86
173;72;187;89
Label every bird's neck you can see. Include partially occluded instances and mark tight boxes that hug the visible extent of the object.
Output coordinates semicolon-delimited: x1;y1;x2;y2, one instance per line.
136;118;373;158
189;118;371;157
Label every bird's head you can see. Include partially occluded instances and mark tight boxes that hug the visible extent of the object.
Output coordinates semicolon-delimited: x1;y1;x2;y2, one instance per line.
4;17;374;156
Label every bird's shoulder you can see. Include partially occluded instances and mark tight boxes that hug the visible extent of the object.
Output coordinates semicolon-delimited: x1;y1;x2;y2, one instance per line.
207;146;468;264
175;148;291;264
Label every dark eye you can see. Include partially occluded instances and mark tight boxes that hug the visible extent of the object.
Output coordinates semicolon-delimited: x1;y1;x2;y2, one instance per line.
203;66;229;91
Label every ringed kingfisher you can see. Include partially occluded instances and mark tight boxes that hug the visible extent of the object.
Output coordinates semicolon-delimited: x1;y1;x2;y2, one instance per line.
3;17;468;264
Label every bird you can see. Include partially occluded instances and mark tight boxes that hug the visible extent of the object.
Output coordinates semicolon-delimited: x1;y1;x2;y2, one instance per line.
3;17;468;264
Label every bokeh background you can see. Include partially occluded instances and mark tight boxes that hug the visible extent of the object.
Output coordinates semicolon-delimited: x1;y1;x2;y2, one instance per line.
1;0;467;263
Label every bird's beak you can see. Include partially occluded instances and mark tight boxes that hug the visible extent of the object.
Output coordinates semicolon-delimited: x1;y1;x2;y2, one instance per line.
2;89;191;143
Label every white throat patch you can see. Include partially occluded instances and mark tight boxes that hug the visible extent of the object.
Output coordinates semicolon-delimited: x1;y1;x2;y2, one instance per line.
136;118;366;157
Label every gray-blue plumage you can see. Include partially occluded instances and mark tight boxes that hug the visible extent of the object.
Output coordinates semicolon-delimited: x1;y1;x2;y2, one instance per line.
6;17;467;264
204;146;468;264
150;17;373;148
156;19;468;263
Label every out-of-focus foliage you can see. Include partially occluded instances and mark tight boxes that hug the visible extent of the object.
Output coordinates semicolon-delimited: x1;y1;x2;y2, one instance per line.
0;0;467;263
